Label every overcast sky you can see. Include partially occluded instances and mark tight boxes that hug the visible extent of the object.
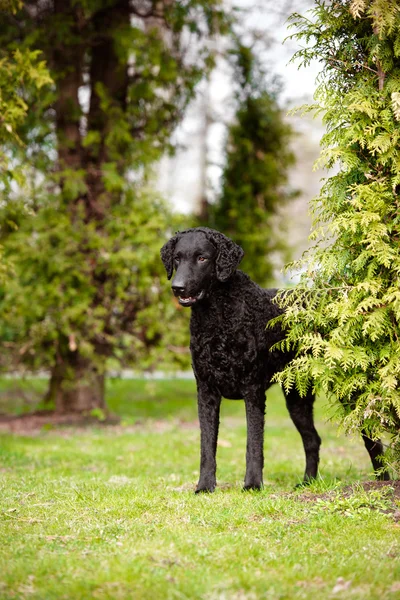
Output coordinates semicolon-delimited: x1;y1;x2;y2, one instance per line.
157;0;321;214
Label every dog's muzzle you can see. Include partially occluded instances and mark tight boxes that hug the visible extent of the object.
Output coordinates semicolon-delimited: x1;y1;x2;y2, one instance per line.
177;289;205;307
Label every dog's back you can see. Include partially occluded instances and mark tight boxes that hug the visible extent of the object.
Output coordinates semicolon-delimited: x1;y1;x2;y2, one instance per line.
189;271;288;399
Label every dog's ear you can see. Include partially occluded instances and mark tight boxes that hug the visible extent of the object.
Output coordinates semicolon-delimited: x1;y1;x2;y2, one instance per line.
206;230;244;282
160;234;180;280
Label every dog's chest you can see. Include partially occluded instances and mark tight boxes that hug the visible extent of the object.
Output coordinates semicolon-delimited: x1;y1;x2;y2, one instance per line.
191;301;248;354
190;304;266;394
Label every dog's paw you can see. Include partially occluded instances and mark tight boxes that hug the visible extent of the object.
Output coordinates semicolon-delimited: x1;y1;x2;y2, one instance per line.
195;478;216;494
195;487;215;494
294;477;316;490
243;480;263;491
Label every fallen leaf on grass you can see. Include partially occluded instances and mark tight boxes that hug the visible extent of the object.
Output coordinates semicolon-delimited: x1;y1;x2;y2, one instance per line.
17;575;35;596
108;475;133;485
332;577;352;594
390;582;400;593
169;484;194;492
217;439;232;448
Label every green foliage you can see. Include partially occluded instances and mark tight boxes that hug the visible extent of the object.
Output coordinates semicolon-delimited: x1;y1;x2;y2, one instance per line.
273;0;400;471
0;189;189;372
0;47;51;191
0;1;229;396
210;43;296;286
0;1;52;288
0;1;230;181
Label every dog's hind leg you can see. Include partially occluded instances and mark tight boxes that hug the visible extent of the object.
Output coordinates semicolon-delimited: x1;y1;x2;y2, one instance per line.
361;432;390;480
285;389;321;484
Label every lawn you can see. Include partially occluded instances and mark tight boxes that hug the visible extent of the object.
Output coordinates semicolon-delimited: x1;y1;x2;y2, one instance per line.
0;378;399;599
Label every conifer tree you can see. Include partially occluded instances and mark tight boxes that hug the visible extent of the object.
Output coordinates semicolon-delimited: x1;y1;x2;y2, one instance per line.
273;0;400;472
210;44;296;286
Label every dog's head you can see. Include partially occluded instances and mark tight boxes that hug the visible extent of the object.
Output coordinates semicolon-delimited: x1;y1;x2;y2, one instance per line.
160;227;244;307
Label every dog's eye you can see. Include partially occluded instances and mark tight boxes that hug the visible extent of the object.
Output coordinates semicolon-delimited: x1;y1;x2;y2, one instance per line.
198;256;207;262
174;257;180;264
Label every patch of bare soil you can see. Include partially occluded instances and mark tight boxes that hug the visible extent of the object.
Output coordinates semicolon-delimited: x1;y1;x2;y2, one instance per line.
0;412;202;436
298;481;400;521
0;412;120;435
361;480;400;497
298;480;400;502
0;412;246;436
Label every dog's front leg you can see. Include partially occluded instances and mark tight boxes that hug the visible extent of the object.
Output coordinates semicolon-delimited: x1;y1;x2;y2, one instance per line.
196;383;222;493
244;386;266;490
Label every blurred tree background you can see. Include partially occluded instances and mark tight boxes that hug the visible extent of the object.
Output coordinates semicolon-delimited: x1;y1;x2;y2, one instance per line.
207;42;297;286
0;0;51;285
0;0;232;413
0;0;302;415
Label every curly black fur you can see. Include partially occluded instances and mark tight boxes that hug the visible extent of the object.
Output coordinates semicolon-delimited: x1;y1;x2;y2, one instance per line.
161;227;388;492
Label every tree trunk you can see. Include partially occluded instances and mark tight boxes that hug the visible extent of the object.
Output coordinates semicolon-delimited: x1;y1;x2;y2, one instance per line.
52;0;84;171
84;0;130;219
45;2;130;414
45;355;105;414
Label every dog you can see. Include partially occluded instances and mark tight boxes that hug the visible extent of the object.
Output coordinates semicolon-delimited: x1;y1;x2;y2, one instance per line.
161;227;388;492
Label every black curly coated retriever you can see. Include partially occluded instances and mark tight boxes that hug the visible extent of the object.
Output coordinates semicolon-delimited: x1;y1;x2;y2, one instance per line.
161;227;388;492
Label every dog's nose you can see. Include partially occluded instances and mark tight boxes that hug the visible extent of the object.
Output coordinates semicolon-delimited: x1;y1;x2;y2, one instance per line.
172;284;186;296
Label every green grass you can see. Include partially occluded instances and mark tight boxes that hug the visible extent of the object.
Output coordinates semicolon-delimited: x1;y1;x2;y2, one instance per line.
0;379;399;599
